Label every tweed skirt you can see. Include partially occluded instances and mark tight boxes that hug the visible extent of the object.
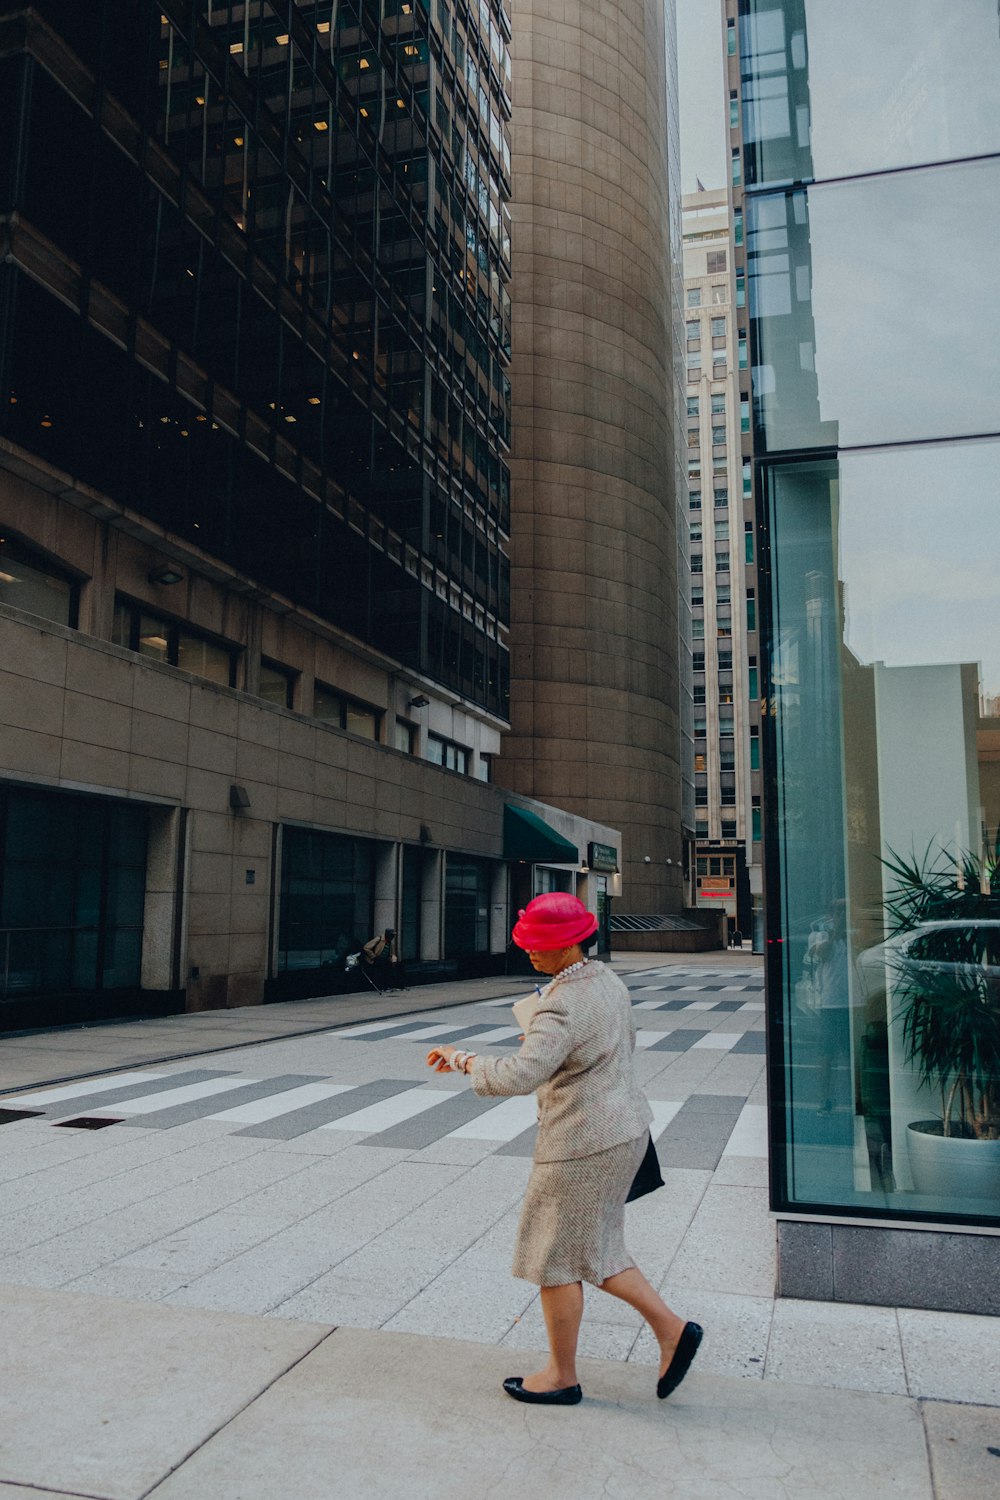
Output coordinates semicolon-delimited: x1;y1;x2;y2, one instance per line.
511;1133;648;1287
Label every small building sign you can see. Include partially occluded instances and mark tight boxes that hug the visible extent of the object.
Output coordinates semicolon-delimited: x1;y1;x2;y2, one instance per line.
588;841;619;873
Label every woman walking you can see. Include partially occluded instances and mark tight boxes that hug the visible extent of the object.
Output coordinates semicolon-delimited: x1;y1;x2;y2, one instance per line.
427;891;702;1406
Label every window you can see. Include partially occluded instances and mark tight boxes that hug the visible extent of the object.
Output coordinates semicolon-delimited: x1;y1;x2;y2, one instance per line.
717;583;732;604
745;522;754;563
445;855;490;954
113;599;236;686
747;595;757;631
692;651;706;671
729;93;739;129
738;331;748;369
751;807;761;842
748;666;759;699
692;618;705;639
685;320;701;341
714;487;728;507
691;586;704;606
707;250;727;275
734;209;743;247
689;491;702;510
688;459;701;480
718;650;733;670
743;460;752;497
686;287;702;308
0;534;77;627
740;398;750;433
711;284;728;305
693;684;706;705
690;553;704;574
721;819;737;839
712;350;727;369
394;719;417;754
749;728;760;770
727;17;736;54
736;270;745;308
313;684;381;741
716;550;731;572
720;744;736;770
715;520;730;541
686;351;702;370
694;716;707;736
719;715;735;739
278;827;373;972
259;660;295;709
712;425;726;445
428;733;469;773
695;788;709;806
475;753;493;783
687;397;699;418
731;148;742;185
711;317;726;338
690;523;703;542
713;456;728;475
711;393;725;415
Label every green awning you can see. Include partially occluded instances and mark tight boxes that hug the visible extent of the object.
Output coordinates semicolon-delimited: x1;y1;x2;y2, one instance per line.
504;804;579;865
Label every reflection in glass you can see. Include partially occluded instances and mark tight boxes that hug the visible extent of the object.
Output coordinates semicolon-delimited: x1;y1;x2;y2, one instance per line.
741;0;1000;187
767;441;1000;1221
749;160;1000;451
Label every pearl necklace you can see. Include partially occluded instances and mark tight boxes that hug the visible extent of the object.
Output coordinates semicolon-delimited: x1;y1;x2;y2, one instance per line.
545;958;591;990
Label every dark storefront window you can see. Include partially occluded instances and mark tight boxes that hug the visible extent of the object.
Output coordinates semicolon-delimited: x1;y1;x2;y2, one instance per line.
0;787;147;1000
400;844;424;963
278;825;373;972
444;854;490;956
112;599;236;687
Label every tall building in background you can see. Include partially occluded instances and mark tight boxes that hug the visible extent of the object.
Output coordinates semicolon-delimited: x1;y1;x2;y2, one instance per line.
496;0;682;916
734;0;1000;1311
681;187;751;938
0;0;618;1029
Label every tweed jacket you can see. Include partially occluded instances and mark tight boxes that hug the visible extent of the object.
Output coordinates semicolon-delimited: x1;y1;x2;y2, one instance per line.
470;961;652;1162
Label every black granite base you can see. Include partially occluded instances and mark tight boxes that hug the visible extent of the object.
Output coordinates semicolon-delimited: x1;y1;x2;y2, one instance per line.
777;1220;1000;1316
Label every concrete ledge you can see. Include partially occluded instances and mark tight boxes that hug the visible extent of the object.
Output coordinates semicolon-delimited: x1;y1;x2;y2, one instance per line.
777;1220;1000;1316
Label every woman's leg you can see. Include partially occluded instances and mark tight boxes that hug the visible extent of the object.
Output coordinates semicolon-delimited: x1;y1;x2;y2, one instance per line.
520;1281;584;1392
599;1266;687;1377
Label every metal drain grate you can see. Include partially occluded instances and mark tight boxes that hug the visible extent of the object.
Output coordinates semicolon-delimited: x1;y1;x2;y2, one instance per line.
53;1116;123;1130
0;1108;45;1124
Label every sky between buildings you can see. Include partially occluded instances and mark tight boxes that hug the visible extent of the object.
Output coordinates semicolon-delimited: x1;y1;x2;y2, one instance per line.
677;0;728;193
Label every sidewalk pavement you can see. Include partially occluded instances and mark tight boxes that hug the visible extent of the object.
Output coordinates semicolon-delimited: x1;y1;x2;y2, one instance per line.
2;1284;997;1500
2;950;997;1499
1;947;758;1093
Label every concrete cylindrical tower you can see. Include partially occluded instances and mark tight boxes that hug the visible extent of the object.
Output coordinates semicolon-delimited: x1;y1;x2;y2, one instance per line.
498;0;681;912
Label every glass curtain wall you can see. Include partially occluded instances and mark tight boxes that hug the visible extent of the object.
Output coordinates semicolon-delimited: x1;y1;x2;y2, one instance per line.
0;0;511;715
444;853;490;955
278;825;374;970
742;0;1000;1224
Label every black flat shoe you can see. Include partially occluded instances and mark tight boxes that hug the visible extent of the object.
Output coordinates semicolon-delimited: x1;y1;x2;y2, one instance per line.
503;1376;583;1405
657;1321;704;1399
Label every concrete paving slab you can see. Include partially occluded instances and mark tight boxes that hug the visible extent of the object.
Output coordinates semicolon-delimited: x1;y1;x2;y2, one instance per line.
631;1289;774;1382
921;1400;1000;1500
665;1183;776;1297
765;1299;908;1395
0;1284;329;1500
898;1308;1000;1404
0;1487;100;1499
142;1325;934;1500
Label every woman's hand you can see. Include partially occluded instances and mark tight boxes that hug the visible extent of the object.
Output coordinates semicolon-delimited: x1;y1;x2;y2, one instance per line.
427;1045;458;1072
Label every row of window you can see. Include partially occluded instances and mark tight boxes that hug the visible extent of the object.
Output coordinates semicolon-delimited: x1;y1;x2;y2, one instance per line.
686;285;728;308
1;532;493;776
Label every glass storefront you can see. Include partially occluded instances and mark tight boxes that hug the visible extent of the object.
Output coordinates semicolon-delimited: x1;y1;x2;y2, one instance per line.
0;786;147;1003
278;826;373;972
745;0;1000;1226
444;854;491;956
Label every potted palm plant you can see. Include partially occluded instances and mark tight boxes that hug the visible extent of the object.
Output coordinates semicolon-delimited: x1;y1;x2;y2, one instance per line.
881;835;1000;1204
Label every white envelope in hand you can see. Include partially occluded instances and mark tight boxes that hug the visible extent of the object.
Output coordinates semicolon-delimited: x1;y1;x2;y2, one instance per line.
512;992;541;1032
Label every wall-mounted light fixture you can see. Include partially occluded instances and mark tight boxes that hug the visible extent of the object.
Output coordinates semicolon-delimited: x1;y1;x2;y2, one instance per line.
407;695;430;709
229;784;251;811
148;564;184;586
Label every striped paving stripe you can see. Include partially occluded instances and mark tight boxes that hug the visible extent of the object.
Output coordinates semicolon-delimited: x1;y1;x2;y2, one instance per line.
690;1033;742;1051
361;1090;502;1149
32;1070;236;1120
90;1076;259;1116
210;1081;357;1124
3;1071;165;1108
320;1087;455;1134
334;1019;428;1039
113;1074;327;1129
457;1026;523;1046
448;1095;539;1141
635;1030;672;1049
236;1079;418;1140
720;1103;768;1157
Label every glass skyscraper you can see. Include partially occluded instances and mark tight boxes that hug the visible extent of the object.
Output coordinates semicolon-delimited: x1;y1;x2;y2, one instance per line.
0;0;511;713
737;0;1000;1306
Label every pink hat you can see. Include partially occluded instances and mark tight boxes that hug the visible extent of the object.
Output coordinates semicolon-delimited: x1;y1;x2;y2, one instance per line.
511;892;599;951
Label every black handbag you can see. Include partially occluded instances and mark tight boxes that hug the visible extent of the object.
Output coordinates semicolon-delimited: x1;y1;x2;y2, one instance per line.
626;1132;664;1202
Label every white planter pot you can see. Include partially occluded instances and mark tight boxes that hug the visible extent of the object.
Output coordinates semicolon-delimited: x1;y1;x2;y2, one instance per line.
906;1120;1000;1204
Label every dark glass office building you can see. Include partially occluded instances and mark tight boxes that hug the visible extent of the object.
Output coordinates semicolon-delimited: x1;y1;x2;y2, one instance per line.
738;0;1000;1309
0;0;511;710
